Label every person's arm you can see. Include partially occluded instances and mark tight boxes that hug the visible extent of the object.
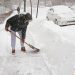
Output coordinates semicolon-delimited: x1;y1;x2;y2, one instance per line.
5;20;10;31
5;15;15;31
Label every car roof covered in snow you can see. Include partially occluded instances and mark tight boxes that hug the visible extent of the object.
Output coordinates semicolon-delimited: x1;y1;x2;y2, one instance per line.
49;5;73;14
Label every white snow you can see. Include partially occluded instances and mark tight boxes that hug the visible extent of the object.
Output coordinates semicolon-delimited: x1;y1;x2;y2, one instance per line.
0;6;75;75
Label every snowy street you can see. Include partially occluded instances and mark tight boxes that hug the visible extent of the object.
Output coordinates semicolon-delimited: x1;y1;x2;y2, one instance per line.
0;20;52;75
0;52;52;75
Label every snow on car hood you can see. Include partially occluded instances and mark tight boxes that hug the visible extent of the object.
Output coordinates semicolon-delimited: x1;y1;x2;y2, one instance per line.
58;12;75;21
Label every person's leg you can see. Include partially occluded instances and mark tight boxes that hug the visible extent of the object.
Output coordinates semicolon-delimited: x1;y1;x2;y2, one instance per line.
11;30;16;53
18;31;26;52
18;31;24;47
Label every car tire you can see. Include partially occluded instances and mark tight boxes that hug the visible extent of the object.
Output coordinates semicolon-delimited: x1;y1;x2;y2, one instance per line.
54;19;58;25
46;16;49;20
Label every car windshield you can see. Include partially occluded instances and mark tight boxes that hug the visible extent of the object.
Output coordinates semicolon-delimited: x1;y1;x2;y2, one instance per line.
53;5;73;14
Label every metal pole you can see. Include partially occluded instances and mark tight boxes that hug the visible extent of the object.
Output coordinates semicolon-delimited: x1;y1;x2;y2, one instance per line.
36;0;39;18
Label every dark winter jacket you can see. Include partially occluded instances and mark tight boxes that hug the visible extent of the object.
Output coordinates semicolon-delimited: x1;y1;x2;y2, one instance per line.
5;13;32;39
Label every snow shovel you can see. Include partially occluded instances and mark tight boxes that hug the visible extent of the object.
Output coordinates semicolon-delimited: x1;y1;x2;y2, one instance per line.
8;30;40;52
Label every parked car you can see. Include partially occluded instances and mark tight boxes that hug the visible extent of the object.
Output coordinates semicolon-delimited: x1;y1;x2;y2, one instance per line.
0;4;13;24
46;5;75;26
70;5;75;10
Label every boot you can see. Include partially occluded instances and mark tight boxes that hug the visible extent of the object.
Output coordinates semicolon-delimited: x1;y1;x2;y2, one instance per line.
12;49;15;54
21;47;26;52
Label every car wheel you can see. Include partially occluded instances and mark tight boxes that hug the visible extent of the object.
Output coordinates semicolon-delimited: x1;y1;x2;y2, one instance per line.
46;16;49;20
54;19;58;25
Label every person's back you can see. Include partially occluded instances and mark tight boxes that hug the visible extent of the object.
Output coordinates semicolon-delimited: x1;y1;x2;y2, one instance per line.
6;14;29;31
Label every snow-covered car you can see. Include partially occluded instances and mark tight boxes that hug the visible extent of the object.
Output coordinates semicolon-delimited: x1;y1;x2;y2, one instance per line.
0;4;12;24
70;5;75;10
46;5;75;26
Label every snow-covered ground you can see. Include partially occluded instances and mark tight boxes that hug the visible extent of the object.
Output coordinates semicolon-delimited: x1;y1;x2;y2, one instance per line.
0;6;75;75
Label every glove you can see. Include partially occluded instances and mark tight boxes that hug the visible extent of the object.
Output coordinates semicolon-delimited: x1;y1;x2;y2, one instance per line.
5;27;9;31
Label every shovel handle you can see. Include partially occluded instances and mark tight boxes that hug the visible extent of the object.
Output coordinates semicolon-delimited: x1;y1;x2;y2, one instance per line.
8;30;29;45
8;30;38;49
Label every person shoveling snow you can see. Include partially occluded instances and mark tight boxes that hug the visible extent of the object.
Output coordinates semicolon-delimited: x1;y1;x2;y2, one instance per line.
5;7;39;54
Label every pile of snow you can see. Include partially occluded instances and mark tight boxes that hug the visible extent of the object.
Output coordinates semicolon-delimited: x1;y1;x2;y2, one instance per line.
28;18;75;75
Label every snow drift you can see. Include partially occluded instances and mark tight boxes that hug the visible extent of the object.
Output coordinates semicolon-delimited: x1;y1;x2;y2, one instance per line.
28;19;75;75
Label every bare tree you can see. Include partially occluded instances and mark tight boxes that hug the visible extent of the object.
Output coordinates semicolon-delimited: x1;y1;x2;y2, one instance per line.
30;0;32;17
24;0;26;12
36;0;39;18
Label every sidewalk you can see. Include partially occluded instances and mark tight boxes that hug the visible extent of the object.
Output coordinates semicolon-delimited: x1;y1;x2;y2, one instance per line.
0;52;52;75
